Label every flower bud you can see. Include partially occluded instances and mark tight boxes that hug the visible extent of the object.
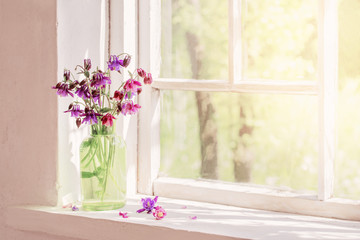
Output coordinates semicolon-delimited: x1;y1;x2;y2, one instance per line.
69;82;77;90
76;118;82;128
137;88;142;95
68;103;74;110
137;68;146;78
122;55;131;68
117;102;122;113
144;73;153;85
80;79;87;86
84;59;91;71
64;70;70;81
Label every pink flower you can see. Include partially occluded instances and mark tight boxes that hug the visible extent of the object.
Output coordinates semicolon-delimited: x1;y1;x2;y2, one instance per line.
119;212;128;218
101;113;116;127
189;216;197;220
113;90;125;101
144;73;153;85
121;101;141;116
153;206;166;220
124;79;142;93
137;68;146;78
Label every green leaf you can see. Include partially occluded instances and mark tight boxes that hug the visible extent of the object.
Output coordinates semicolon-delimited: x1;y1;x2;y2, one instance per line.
81;138;94;148
81;171;94;178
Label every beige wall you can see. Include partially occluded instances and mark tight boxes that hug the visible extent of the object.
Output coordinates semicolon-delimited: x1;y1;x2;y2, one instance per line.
0;0;58;238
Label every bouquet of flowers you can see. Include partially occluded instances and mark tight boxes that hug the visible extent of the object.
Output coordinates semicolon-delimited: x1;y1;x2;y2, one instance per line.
52;53;152;127
52;54;152;211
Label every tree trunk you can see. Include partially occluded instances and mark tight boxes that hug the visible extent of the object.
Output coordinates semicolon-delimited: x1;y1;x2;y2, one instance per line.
186;31;218;180
233;101;253;182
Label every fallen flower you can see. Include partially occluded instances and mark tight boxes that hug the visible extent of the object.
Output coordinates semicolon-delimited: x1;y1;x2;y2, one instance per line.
153;206;166;220
189;216;197;220
137;196;158;214
72;205;79;211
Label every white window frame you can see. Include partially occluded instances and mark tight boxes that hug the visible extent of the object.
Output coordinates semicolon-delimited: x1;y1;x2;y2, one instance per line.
137;0;360;221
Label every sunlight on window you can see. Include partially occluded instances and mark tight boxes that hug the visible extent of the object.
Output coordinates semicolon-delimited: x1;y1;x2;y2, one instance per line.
335;0;360;200
242;0;317;81
160;0;228;80
160;91;318;193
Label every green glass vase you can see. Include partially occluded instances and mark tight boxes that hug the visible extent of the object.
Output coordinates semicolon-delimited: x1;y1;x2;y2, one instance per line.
80;122;126;211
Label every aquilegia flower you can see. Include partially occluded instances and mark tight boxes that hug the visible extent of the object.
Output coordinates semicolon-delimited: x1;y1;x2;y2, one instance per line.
121;101;141;116
137;196;158;214
101;113;116;127
153;206;166;220
108;55;122;71
123;79;142;93
52;83;74;97
91;71;111;88
113;90;125;101
75;85;90;99
81;109;102;125
64;105;83;118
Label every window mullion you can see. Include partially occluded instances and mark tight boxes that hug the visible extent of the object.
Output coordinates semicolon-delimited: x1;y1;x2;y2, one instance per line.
138;0;161;195
229;0;242;84
318;0;338;201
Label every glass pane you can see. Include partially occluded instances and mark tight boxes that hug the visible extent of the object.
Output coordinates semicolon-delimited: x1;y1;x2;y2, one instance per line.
335;0;360;200
160;91;318;193
160;0;228;80
243;0;317;81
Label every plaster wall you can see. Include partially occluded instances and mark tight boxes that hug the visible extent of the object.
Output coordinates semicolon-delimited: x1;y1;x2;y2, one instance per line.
0;0;105;239
0;0;58;238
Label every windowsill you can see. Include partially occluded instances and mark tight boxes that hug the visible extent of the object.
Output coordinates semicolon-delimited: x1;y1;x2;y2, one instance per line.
5;196;360;240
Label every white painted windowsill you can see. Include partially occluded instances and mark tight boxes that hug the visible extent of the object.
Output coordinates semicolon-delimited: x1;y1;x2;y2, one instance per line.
4;196;360;240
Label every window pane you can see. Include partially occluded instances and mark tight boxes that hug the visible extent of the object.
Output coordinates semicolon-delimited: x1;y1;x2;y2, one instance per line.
160;0;228;80
160;91;318;192
243;0;317;81
335;0;360;200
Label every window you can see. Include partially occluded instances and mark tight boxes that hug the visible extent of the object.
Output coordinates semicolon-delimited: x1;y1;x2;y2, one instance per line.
136;0;360;220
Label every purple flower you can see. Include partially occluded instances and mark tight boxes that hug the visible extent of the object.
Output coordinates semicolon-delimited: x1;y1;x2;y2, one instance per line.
72;205;79;211
137;196;158;214
91;72;111;88
84;59;91;70
75;85;90;99
81;109;102;125
91;90;101;105
121;101;141;116
107;55;122;71
64;105;84;118
123;79;141;93
52;83;74;97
